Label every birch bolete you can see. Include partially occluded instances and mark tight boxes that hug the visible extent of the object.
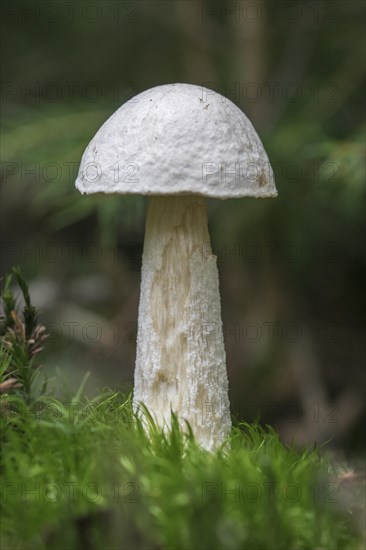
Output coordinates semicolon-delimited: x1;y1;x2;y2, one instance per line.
75;83;277;450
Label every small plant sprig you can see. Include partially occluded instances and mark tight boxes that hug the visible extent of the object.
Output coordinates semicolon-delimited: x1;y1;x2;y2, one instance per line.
0;266;48;401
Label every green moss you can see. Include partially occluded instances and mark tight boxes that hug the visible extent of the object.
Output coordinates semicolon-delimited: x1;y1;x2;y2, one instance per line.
0;389;361;550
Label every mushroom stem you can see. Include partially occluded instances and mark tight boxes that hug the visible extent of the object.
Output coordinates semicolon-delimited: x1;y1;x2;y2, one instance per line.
134;194;231;449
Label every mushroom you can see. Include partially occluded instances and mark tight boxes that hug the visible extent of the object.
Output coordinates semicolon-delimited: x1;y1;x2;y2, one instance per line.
75;83;277;450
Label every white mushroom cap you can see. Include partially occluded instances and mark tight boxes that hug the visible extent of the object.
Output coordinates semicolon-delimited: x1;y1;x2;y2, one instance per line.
75;83;277;199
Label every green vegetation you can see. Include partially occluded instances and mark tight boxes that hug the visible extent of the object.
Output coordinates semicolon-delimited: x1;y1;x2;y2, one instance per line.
0;270;361;549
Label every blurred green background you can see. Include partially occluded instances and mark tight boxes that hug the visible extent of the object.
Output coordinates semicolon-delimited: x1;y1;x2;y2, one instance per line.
1;0;365;453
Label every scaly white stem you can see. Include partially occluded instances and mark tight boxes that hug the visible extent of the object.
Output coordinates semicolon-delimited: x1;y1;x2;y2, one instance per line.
133;195;231;449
